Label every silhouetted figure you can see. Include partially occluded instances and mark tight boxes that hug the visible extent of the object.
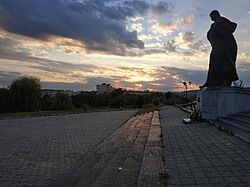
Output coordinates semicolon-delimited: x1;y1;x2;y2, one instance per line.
200;10;238;88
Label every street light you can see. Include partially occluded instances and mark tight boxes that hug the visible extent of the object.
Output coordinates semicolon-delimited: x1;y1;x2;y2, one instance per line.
183;81;192;101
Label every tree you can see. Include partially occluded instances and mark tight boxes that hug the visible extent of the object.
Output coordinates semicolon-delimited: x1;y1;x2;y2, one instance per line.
152;98;160;107
0;88;11;113
10;76;41;112
135;95;145;108
52;92;72;110
110;96;124;108
41;94;53;110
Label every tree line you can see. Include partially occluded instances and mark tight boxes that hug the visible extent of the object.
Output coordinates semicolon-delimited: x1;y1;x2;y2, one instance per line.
0;76;195;114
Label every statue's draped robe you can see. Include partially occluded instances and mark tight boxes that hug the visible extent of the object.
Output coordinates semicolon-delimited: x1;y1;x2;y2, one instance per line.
205;17;238;86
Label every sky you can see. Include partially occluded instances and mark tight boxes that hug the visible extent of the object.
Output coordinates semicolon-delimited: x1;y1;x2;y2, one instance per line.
0;0;250;92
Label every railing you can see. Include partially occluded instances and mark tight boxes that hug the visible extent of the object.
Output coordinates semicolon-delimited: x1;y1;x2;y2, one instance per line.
177;101;197;112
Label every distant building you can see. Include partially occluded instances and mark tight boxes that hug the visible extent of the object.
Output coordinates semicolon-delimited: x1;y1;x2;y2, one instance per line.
41;89;59;97
41;89;77;97
96;83;114;94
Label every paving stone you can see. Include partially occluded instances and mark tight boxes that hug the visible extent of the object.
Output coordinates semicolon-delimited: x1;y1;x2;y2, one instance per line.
9;106;243;186
144;146;162;159
137;173;160;187
95;154;113;165
0;110;136;186
209;177;227;184
109;155;127;167
113;169;139;186
62;111;156;186
76;163;108;186
95;166;120;185
92;182;111;187
160;106;250;186
123;156;141;170
228;183;247;187
146;140;162;147
141;158;164;173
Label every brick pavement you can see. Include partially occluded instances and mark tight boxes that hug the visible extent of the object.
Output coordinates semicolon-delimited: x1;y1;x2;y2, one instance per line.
0;110;136;186
52;111;166;187
160;106;250;186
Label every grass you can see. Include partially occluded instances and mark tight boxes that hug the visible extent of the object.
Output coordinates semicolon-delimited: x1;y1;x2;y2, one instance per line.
0;105;159;119
0;107;127;119
0;109;83;119
136;104;159;115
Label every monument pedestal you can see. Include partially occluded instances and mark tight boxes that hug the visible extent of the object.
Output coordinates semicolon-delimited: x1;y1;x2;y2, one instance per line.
197;87;250;120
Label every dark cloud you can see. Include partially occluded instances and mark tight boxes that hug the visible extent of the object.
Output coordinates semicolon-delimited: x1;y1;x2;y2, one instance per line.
0;71;23;87
102;1;149;20
163;31;207;55
41;82;91;91
30;61;96;74
0;35;97;74
237;59;250;72
0;0;173;56
0;65;205;91
41;76;125;91
2;65;249;91
179;31;207;53
163;40;176;53
192;6;206;18
180;31;195;42
118;66;205;91
151;1;174;15
42;76;116;91
0;66;250;91
115;66;203;91
143;49;166;55
0;36;34;61
189;40;207;53
161;66;207;85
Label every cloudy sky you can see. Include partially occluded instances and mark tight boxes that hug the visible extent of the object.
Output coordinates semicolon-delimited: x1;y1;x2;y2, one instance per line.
0;0;250;92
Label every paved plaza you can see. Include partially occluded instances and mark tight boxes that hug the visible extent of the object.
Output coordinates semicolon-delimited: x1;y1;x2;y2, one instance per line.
0;111;136;186
1;106;250;186
160;106;250;186
51;111;164;186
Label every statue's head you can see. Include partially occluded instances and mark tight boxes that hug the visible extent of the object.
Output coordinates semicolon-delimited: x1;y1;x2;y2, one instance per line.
210;10;220;21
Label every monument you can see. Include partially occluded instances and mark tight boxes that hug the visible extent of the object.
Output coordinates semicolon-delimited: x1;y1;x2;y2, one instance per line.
198;10;250;120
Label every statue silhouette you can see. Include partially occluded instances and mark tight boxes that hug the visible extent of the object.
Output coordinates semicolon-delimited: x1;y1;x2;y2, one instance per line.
200;10;238;88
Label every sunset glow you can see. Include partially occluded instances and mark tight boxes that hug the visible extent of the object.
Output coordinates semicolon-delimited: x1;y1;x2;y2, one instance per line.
0;0;250;91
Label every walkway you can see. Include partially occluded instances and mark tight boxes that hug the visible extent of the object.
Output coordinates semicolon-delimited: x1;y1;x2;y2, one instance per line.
2;106;250;186
160;106;250;186
52;111;165;186
0;110;136;186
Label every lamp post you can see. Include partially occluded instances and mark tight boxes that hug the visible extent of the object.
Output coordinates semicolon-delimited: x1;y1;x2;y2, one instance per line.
183;81;192;102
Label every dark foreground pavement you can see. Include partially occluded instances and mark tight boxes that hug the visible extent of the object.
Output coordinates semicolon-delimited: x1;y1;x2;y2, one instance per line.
160;106;250;186
51;111;165;187
0;111;136;186
1;106;250;186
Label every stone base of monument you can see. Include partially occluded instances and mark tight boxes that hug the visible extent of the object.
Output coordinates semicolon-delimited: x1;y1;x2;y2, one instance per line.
197;86;250;120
